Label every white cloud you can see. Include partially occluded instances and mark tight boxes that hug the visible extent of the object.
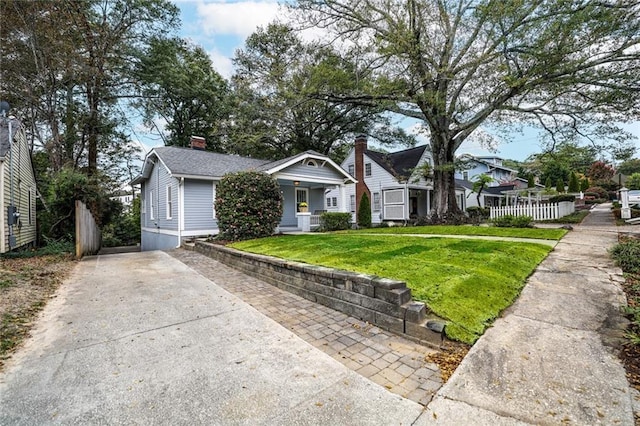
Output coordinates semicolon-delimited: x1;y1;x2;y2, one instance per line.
196;1;281;38
207;48;235;79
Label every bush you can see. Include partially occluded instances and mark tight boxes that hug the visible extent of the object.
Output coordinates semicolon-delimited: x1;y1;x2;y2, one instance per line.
357;193;372;228
584;186;608;199
549;195;576;203
320;212;352;231
421;210;470;225
610;239;640;274
466;206;490;220
215;171;283;241
491;215;533;228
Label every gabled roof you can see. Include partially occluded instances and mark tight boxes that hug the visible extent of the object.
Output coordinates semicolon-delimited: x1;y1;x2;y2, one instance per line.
366;145;429;180
132;146;355;184
458;154;517;174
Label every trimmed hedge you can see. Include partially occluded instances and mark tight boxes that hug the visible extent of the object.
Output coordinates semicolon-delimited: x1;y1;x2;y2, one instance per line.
215;171;283;241
466;206;490;219
549;195;576;203
491;215;534;228
320;212;352;231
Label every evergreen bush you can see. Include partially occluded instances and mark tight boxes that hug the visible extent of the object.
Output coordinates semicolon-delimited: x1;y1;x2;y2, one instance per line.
320;212;352;231
215;171;283;241
357;193;372;228
568;172;580;193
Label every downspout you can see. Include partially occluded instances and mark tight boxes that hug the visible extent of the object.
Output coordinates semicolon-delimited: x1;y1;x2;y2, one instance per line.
8;118;14;249
176;177;184;248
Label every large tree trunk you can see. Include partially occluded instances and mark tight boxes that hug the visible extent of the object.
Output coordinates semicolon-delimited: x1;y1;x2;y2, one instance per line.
431;136;461;217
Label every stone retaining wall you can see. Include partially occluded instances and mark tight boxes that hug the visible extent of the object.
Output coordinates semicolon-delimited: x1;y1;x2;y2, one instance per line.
193;241;444;346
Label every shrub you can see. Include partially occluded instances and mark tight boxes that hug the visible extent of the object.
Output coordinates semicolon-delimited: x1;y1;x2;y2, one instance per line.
491;215;533;228
610;239;640;274
568;172;580;193
215;171;283;241
556;178;565;193
423;211;470;225
549;195;576;203
584;186;608;199
466;206;490;220
320;212;352;231
357;193;372;228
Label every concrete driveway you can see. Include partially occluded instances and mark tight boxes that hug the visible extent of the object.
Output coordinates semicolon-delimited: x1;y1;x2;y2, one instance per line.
0;251;423;425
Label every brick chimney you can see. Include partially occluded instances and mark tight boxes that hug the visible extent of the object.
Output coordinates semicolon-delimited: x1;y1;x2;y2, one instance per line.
354;135;371;217
190;136;206;150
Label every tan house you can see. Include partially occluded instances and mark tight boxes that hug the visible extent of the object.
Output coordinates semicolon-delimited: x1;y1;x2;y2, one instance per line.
0;115;37;253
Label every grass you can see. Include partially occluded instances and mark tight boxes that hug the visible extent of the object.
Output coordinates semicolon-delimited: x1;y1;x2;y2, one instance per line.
538;210;589;224
338;225;566;240
230;234;552;343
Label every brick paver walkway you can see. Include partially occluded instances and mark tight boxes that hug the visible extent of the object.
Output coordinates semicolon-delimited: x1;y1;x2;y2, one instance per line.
168;248;443;406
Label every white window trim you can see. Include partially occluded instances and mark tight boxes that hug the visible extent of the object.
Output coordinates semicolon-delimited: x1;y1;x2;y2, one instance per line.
373;192;381;211
149;190;155;220
212;183;217;219
365;163;372;177
166;185;172;219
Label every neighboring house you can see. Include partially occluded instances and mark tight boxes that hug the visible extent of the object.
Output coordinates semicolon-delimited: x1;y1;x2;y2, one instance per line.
327;136;467;224
131;138;355;251
0;115;37;253
455;154;518;186
110;189;136;208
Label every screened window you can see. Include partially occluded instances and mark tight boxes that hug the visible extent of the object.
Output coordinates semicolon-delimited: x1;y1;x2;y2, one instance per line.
166;185;172;219
332;197;337;207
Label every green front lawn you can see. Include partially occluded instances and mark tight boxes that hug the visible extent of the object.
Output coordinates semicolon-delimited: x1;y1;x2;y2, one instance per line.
230;234;552;344
340;225;566;240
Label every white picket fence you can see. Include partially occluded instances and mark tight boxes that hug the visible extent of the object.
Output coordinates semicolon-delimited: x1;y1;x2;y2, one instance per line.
490;202;575;221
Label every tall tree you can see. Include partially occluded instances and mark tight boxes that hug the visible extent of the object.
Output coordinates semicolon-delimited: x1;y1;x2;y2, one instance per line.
136;38;231;150
230;23;413;161
0;0;180;174
293;0;640;215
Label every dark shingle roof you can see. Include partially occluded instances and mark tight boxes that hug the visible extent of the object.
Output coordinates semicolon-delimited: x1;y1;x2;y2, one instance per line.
0;117;21;158
366;145;428;180
153;146;270;177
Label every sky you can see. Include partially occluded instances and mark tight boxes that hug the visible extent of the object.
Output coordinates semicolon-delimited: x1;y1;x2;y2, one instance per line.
163;0;640;163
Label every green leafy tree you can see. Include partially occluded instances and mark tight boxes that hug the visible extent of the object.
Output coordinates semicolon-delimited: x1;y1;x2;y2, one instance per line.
293;0;640;216
215;172;283;241
580;178;590;192
627;173;640;190
527;175;535;189
471;174;495;207
618;159;640;176
568;172;580;193
136;37;231;150
545;177;553;191
357;193;372;228
230;23;414;161
556;178;565;193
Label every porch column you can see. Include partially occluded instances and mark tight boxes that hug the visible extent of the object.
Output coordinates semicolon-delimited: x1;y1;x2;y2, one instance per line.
339;184;347;212
297;212;311;232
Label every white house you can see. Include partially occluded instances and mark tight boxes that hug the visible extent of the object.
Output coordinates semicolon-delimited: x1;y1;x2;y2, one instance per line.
0;114;37;253
131;137;356;251
327;136;468;224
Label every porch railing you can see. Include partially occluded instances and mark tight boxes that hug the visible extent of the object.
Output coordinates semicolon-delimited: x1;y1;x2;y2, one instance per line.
310;214;321;228
490;201;575;221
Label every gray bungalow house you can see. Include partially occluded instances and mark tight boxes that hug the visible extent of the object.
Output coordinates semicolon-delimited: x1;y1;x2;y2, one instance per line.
0;115;37;253
132;138;355;251
326;136;467;224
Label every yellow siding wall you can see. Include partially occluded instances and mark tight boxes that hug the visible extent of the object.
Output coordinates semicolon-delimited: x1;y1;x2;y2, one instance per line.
1;121;37;253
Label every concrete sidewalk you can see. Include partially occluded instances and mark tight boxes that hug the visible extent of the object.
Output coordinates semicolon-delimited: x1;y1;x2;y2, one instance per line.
422;204;636;425
0;251;423;425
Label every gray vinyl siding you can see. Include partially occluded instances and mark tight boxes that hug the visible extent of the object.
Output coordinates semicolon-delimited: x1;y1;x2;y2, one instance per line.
1;125;36;253
281;162;345;181
183;179;217;231
143;163;178;231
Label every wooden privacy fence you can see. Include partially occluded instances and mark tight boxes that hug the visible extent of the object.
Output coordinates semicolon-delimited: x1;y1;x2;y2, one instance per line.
490;201;575;221
75;200;101;257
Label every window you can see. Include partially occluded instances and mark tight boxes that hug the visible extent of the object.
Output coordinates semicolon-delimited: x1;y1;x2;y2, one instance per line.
348;164;355;176
326;197;331;208
332;197;337;207
296;188;308;212
350;194;356;212
212;183;217;218
306;160;317;167
28;188;32;225
463;171;469;181
166;185;172;219
373;192;381;211
365;163;372;177
149;190;155;220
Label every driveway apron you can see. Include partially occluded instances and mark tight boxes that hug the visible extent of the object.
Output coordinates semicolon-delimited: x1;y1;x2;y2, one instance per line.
0;251;423;425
